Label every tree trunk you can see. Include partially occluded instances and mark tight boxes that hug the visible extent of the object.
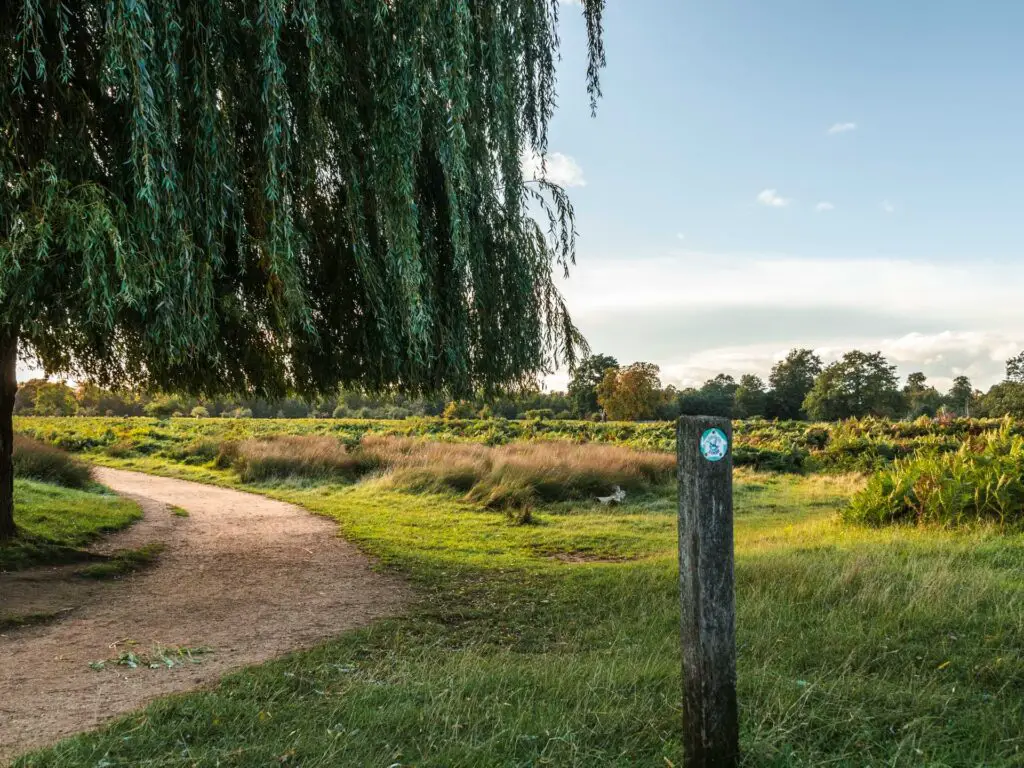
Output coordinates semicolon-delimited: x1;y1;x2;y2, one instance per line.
0;331;17;541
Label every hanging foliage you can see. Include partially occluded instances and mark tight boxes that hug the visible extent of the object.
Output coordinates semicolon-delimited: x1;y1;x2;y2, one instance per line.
0;0;606;398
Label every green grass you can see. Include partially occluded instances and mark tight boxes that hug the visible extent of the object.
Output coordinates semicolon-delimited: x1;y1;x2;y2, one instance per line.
76;542;165;579
0;608;72;632
170;505;190;517
15;468;1024;766
0;480;142;571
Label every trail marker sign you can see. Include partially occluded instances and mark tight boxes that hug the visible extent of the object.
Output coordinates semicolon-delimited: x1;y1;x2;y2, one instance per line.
677;416;739;767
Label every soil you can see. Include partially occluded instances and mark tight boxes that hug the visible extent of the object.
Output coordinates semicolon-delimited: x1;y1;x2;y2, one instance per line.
0;468;408;763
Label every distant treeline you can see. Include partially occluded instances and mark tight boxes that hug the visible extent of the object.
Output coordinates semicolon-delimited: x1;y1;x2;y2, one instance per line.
15;348;1024;422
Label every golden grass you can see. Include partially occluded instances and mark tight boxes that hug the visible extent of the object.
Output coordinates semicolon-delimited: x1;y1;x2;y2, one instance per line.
233;435;378;483
232;434;676;509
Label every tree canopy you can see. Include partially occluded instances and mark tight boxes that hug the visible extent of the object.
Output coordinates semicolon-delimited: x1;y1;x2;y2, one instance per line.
596;362;661;421
567;353;618;417
803;351;902;421
0;0;607;539
768;349;822;420
1;0;606;396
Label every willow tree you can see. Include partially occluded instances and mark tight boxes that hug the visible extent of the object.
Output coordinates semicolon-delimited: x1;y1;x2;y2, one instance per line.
0;0;606;539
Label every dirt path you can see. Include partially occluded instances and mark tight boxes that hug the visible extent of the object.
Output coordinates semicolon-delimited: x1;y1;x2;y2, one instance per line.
0;468;408;763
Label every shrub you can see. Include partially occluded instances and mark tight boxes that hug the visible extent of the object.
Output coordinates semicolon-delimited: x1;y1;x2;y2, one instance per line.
732;444;807;473
803;426;830;449
846;424;1024;529
524;409;554;420
144;396;182;418
165;439;220;465
12;435;92;488
190;406;210;418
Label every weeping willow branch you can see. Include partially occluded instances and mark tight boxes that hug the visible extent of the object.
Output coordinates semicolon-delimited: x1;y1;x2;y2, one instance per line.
0;0;605;398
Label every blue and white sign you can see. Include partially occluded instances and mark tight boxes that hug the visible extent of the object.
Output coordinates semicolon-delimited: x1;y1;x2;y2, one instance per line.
699;428;729;462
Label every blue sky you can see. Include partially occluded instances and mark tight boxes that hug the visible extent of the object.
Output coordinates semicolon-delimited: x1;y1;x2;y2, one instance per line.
540;0;1024;391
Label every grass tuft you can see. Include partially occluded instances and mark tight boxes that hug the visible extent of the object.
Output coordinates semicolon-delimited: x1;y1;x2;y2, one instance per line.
232;436;379;483
12;435;92;489
76;542;164;579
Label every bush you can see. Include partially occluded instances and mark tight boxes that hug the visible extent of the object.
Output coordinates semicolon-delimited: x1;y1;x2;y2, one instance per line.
165;439;220;465
524;409;554;421
803;426;830;449
846;424;1024;529
12;435;92;488
190;406;210;418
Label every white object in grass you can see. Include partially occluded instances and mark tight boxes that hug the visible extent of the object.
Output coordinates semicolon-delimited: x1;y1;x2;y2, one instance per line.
596;486;626;505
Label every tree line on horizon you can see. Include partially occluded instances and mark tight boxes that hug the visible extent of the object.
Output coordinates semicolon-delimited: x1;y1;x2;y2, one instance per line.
13;348;1024;423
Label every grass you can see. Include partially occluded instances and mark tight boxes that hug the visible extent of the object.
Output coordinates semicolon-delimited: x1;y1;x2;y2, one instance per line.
170;505;189;517
13;434;92;489
0;480;142;571
0;608;72;632
15;466;1024;766
19;413;1024;475
196;434;676;520
76;542;165;579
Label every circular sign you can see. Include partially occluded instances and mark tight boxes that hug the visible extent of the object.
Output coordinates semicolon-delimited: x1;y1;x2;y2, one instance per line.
699;428;729;462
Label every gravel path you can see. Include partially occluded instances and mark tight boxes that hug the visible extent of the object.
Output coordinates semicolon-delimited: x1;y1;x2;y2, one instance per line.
0;468;408;763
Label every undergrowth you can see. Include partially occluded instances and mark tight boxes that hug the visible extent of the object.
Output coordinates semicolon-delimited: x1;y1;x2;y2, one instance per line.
848;424;1024;529
12;435;92;489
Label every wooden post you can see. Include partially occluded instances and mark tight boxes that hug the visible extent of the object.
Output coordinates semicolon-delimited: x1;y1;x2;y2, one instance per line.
677;415;738;767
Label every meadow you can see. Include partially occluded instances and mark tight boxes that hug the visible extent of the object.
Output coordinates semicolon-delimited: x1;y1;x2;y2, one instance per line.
15;413;1023;473
7;416;1024;766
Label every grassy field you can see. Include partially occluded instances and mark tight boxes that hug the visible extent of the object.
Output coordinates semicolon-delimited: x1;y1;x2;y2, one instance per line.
16;413;1024;474
0;480;141;572
11;416;1024;766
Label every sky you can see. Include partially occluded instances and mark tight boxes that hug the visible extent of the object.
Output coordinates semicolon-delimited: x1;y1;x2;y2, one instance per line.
539;0;1024;392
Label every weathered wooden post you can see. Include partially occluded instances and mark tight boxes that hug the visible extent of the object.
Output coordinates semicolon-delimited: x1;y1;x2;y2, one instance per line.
677;416;738;767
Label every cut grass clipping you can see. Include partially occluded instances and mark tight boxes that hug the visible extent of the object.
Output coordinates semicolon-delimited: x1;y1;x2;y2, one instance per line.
76;542;164;579
848;423;1024;529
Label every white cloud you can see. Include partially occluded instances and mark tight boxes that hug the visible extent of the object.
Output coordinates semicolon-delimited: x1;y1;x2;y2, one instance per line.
882;200;896;213
827;122;857;135
552;250;1024;389
676;232;686;241
521;149;586;188
815;202;835;212
653;332;1019;391
756;189;791;207
560;251;1024;318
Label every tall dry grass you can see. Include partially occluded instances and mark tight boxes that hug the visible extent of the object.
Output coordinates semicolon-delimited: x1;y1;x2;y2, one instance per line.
230;434;676;509
232;435;380;483
13;435;92;489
